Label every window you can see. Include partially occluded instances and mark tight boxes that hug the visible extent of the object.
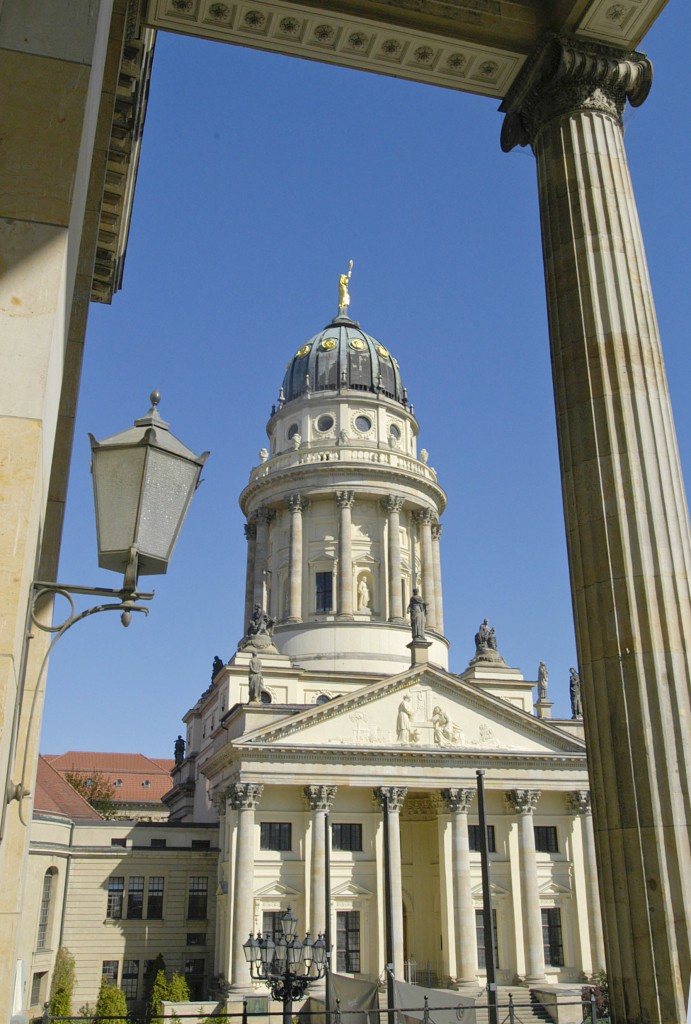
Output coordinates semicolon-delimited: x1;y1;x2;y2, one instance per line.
337;911;361;973
36;869;55;949
187;933;206;946
317;414;334;432
468;825;496;853
114;779;123;787
475;909;499;969
142;780;151;788
316;571;333;613
126;877;144;919
262;910;285;942
151;838;167;849
122;960;139;1000
260;822;291;851
102;961;118;984
191;839;211;850
30;972;47;1007
354;415;372;433
542;908;565;966
185;958;205;1000
332;823;363;852
315;694;331;705
107;877;124;919
287;423;299;440
187;877;208;919
111;838;126;848
148;877;164;919
534;826;559;853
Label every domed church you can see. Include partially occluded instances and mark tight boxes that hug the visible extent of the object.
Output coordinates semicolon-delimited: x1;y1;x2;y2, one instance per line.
164;271;603;1004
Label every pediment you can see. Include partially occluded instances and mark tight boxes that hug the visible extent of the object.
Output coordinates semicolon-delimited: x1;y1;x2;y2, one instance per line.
255;881;302;899
331;881;373;898
238;666;584;756
471;881;511;900
538;880;573;898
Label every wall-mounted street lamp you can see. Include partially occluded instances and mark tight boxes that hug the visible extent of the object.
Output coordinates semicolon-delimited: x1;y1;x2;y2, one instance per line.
4;391;208;828
243;908;327;1024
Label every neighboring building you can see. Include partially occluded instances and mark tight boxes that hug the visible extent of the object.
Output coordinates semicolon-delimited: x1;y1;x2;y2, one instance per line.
44;752;175;821
23;296;602;1014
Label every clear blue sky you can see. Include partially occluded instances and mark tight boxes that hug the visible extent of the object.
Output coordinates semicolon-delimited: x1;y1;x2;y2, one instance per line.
40;7;691;757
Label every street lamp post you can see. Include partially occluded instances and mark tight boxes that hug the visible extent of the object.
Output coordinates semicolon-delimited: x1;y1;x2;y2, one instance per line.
244;909;327;1024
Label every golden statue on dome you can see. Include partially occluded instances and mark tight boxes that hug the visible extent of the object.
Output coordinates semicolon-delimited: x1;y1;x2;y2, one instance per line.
338;260;353;313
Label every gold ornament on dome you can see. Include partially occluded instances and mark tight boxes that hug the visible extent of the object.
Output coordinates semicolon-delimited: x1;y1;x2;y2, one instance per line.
338;259;353;313
321;338;337;351
350;338;366;350
295;343;312;358
376;344;390;358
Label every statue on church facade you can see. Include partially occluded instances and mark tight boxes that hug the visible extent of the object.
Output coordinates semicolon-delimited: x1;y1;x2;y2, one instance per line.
247;604;274;637
248;654;263;703
338;259;353;313
537;661;549;701
475;618;497;651
357;576;370;609
174;734;186;765
570;667;583;719
211;655;224;682
407;589;427;641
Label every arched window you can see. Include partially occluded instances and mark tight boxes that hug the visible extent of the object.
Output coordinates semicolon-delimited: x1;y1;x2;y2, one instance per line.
36;868;57;949
260;690;272;704
315;694;330;705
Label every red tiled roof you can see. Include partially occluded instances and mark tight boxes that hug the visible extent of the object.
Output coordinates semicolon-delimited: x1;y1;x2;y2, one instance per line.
34;756;103;820
46;751;174;805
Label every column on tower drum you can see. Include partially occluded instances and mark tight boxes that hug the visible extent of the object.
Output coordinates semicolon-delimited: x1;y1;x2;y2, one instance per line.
381;495;404;621
287;495;307;622
243;521;257;633
414;509;437;630
252;507;274;610
336;491;355;618
432;522;444;634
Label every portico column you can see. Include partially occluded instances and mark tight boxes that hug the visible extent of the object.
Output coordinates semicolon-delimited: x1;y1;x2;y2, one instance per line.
252;508;274;609
506;790;544;984
381;496;404;621
230;782;263;990
443;788;477;987
431;523;444;634
244;521;257;632
501;36;691;1022
213;790;230;982
287;495;308;621
336;491;355;618
305;785;337;938
414;509;437;630
376;787;407;978
569;791;605;974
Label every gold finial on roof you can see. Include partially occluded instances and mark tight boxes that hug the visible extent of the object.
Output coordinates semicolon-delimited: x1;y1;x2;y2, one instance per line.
338;260;354;314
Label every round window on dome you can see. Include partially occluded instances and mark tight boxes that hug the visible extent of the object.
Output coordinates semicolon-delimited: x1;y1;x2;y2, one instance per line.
317;414;334;433
287;424;299;440
355;415;372;433
389;423;401;440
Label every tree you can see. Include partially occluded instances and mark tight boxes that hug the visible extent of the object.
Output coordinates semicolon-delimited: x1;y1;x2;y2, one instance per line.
49;947;76;1017
94;979;127;1019
167;973;190;1002
144;954;167;1009
64;771;118;818
148;969;169;1019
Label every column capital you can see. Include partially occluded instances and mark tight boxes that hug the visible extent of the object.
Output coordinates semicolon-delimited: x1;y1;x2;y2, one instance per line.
413;507;435;526
256;506;276;524
375;786;408;813
567;790;592;815
244;521;257;540
213;790;229;816
381;495;404;514
336;490;355;509
500;34;653;153
229;781;263;810
506;789;541;815
304;784;337;811
431;523;442;540
287;494;309;514
443;787;474;814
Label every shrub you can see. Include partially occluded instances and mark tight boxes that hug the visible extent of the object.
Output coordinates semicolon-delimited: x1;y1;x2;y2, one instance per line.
95;979;127;1019
49;948;76;1017
167;974;190;1003
148;969;169;1019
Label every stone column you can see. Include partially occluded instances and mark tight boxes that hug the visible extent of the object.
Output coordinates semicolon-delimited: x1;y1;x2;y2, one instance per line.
414;509;437;630
431;522;444;634
501;35;691;1022
244;521;257;632
252;508;274;609
229;782;263;989
376;787;407;978
287;495;308;622
336;491;355;618
213;790;230;981
506;790;544;984
443;788;477;987
569;791;606;974
305;785;337;938
382;496;404;621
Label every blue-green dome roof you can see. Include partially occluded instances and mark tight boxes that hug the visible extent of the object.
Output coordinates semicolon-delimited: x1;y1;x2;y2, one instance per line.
281;315;406;405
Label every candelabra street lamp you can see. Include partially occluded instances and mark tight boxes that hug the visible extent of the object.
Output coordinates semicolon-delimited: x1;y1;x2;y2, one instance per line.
244;909;327;1024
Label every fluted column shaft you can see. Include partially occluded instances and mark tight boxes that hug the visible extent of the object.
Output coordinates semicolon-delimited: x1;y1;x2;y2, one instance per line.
570;791;606;974
243;522;257;633
230;783;263;989
507;791;544;983
253;508;274;609
431;523;444;634
287;496;307;622
337;491;355;618
444;789;477;986
414;509;437;630
502;35;691;1023
305;786;337;938
382;496;404;621
377;787;407;978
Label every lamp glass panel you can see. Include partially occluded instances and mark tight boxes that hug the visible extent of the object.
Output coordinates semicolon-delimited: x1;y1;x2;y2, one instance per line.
287;940;303;966
136;449;200;570
92;447;147;566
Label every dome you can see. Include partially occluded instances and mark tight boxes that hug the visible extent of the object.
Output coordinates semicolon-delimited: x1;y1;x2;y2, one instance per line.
280;314;406;405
